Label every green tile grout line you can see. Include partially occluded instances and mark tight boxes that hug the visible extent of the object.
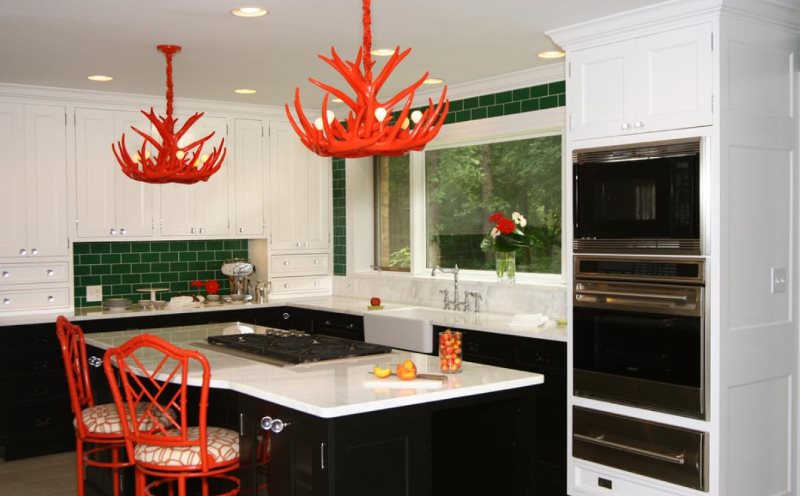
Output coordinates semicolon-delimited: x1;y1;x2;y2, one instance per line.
73;240;249;307
331;80;566;275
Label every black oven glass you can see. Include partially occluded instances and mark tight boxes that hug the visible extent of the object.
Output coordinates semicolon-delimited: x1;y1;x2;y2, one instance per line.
573;307;701;389
574;156;699;240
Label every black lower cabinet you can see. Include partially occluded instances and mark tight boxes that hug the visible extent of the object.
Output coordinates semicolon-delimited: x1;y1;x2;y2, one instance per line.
239;387;536;496
433;326;567;496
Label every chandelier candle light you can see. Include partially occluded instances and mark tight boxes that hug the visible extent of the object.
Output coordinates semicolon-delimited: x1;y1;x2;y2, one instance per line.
112;45;226;184
285;0;449;158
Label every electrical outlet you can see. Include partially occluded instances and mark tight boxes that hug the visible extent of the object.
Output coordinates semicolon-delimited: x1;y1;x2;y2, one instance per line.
771;267;787;294
86;285;103;302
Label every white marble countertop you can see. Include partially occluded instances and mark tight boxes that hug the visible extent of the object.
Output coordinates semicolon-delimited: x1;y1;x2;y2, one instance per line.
0;295;566;342
85;322;544;418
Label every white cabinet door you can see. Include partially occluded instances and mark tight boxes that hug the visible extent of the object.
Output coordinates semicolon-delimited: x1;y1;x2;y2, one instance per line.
76;108;154;239
25;104;68;258
160;115;230;237
113;111;155;237
233;118;266;236
569;22;713;140
0;103;27;258
270;122;322;252
304;151;330;251
635;23;713;134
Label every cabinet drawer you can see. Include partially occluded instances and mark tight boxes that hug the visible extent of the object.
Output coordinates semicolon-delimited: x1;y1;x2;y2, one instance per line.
271;276;331;295
0;262;69;285
0;287;70;311
573;407;705;491
0;347;63;373
1;370;67;402
574;462;691;496
0;399;73;436
271;254;330;275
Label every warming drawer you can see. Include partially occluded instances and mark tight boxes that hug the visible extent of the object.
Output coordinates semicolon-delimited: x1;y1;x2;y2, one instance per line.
573;407;706;490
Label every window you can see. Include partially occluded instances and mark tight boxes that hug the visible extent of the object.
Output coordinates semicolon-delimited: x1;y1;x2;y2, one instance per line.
426;135;562;274
370;107;564;279
374;155;411;270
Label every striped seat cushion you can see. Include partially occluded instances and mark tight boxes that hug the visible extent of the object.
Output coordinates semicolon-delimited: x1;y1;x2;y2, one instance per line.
134;427;240;468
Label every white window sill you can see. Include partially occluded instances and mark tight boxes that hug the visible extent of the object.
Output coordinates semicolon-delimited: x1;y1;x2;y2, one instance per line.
350;268;566;290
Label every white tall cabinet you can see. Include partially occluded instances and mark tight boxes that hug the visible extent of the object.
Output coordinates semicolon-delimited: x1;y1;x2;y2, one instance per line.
549;1;799;495
233;118;268;237
268;121;331;297
74;108;155;239
0;102;71;312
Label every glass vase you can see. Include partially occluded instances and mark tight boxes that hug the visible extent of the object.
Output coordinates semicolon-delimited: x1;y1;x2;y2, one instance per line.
495;251;516;283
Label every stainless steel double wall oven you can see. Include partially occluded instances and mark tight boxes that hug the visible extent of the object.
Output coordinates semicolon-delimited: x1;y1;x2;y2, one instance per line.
571;139;708;491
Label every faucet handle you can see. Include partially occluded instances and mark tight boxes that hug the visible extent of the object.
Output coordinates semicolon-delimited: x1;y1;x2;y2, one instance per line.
439;288;450;309
465;291;483;313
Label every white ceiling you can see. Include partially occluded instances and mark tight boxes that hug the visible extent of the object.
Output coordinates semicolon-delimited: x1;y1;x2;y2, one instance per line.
0;0;667;107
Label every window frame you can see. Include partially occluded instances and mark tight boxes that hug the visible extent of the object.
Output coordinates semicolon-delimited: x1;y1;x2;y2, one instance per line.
348;107;566;286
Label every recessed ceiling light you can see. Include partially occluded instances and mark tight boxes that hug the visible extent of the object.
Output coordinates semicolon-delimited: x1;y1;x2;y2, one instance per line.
87;75;113;82
423;78;444;85
234;88;257;94
230;7;269;17
537;50;565;59
332;98;344;103
370;48;395;57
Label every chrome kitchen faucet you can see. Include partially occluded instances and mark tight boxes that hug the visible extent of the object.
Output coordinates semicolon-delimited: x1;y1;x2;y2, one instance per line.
431;265;481;312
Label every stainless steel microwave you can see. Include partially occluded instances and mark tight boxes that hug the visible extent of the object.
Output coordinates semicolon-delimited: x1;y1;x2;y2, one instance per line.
573;139;701;255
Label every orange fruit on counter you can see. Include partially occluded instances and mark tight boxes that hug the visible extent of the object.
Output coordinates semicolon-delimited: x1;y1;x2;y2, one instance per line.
396;359;418;380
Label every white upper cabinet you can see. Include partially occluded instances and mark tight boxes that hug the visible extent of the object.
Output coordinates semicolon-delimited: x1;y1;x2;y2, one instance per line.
159;115;230;237
75;108;155;239
0;103;68;259
569;22;713;140
269;121;330;252
233;118;267;237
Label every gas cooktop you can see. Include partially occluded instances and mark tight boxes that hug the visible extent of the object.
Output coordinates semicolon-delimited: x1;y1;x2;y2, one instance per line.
204;328;393;366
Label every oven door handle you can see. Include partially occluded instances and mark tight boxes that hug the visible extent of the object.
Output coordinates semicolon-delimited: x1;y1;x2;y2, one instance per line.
575;289;688;302
574;433;686;465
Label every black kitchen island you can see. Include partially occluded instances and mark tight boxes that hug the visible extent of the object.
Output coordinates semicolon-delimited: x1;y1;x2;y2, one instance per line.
85;321;543;496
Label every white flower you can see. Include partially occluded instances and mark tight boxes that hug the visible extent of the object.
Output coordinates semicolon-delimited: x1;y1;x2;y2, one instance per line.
490;227;500;238
512;212;527;227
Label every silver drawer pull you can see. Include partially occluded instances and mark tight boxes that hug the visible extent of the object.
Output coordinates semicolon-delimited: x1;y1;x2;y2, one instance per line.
3;298;10;305
284;283;289;288
2;271;9;278
283;261;289;266
190;227;195;234
576;289;688;302
120;228;127;235
19;248;27;256
199;227;204;234
239;227;244;233
314;259;320;264
110;228;117;236
31;248;38;255
574;433;685;465
46;270;54;277
48;296;55;303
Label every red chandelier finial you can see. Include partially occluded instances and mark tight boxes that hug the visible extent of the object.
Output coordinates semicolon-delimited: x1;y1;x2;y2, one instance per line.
112;44;226;184
285;0;449;158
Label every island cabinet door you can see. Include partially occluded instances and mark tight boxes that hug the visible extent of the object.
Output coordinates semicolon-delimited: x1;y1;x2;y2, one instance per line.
239;394;329;496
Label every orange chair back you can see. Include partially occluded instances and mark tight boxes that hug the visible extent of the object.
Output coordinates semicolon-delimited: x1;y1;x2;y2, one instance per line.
56;315;96;438
104;334;215;470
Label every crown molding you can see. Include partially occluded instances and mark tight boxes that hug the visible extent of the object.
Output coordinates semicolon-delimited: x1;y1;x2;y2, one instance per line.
0;83;289;119
411;63;565;106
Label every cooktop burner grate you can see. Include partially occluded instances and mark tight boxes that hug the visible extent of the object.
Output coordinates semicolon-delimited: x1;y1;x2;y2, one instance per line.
206;331;392;365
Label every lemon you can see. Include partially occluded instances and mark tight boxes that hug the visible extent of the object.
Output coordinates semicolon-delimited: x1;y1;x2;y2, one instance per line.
373;366;391;378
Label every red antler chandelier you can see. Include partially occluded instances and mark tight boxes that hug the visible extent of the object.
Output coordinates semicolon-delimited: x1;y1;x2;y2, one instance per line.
285;0;449;158
112;45;225;184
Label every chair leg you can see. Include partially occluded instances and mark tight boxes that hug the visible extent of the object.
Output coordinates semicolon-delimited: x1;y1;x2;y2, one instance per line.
112;446;121;496
75;438;85;496
136;468;146;496
202;476;209;496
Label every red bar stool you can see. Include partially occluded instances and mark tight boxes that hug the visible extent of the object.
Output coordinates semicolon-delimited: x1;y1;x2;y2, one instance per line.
104;334;240;496
56;315;132;496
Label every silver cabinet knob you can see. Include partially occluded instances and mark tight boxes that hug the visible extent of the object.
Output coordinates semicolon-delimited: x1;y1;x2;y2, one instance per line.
314;281;319;287
31;248;38;255
19;248;27;256
46;269;54;277
110;228;117;236
284;283;289;289
303;242;309;247
87;356;103;368
190;227;195;234
2;271;9;278
282;312;290;320
3;298;10;305
314;259;320;265
199;227;204;234
120;228;127;235
621;122;631;130
283;261;289;266
260;416;289;434
47;295;54;303
239;227;244;233
634;120;644;129
296;242;301;247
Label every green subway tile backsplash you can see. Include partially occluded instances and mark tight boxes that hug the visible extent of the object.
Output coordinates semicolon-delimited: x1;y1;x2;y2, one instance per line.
330;80;566;277
73;240;249;307
331;157;347;276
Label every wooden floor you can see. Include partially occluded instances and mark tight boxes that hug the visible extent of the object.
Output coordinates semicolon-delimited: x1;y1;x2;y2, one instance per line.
0;451;77;496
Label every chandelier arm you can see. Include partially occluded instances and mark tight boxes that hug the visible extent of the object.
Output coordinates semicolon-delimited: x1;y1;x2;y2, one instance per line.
131;126;165;155
173;112;206;142
308;79;359;110
180;131;216;153
319;48;369;96
285;105;313;148
370;47;412;97
383;71;427;109
418;97;450;140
